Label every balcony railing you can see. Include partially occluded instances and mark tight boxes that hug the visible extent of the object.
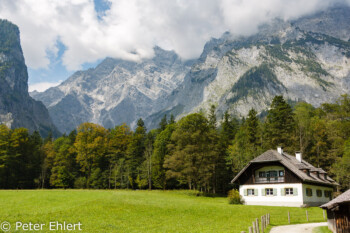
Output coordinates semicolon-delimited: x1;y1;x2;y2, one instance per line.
255;177;284;183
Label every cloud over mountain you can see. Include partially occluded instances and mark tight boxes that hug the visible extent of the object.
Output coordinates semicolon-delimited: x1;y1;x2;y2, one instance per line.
0;0;349;71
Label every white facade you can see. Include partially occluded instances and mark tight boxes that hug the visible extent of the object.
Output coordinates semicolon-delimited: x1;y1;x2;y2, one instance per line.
239;183;333;207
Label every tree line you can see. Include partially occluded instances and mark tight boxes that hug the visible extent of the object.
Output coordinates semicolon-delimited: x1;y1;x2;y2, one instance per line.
1;95;349;192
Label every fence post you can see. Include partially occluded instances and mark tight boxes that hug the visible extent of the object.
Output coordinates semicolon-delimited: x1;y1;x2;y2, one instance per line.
267;213;270;225
306;210;309;222
261;216;264;232
323;209;326;221
288;211;290;224
253;221;257;233
256;218;260;233
249;226;253;233
241;232;246;233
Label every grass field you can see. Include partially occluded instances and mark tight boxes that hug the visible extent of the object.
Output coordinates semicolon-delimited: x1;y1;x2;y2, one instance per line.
0;190;326;232
313;226;332;233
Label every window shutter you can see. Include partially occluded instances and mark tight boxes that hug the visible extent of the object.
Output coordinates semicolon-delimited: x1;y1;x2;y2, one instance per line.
293;188;298;196
254;189;258;196
273;188;277;196
262;189;266;196
244;189;247;196
281;188;285;196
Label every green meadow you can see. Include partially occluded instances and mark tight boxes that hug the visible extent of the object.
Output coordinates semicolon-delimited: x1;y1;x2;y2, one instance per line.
0;190;325;233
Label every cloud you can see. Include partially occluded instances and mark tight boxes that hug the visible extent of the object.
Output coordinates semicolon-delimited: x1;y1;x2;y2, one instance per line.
0;0;349;71
29;81;62;92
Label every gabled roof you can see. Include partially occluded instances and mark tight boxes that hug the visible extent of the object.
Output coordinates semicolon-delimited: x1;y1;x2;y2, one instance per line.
231;149;338;187
321;189;350;209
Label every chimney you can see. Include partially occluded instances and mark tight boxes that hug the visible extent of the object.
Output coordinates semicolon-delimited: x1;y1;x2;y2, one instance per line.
295;151;302;162
277;146;283;154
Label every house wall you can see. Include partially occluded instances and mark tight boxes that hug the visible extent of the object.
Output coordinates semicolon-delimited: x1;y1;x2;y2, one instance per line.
240;183;304;207
240;183;333;207
302;184;333;207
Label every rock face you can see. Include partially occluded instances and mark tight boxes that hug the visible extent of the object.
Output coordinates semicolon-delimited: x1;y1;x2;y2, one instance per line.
0;20;59;136
146;6;350;128
32;6;350;132
31;47;193;133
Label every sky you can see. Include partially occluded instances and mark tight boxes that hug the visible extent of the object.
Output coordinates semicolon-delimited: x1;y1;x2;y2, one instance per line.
0;0;349;92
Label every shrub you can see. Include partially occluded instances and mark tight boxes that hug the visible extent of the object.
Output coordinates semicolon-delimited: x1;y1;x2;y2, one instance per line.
74;177;86;189
228;189;244;204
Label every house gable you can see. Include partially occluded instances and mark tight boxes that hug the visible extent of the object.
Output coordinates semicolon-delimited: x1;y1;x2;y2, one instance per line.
234;161;302;185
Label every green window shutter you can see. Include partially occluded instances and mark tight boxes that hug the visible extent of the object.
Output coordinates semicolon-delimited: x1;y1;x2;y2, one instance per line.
262;189;266;196
281;188;285;196
254;189;258;196
293;188;298;196
244;189;247;196
273;188;277;196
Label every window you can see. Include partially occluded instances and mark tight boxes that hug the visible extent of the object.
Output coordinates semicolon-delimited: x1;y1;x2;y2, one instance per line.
316;190;322;197
325;190;332;198
266;188;273;196
306;188;313;197
270;171;278;177
259;171;266;178
248;189;255;196
279;170;284;177
285;188;293;195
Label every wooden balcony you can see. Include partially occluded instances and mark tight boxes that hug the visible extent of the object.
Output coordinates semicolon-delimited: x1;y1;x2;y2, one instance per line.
255;177;285;183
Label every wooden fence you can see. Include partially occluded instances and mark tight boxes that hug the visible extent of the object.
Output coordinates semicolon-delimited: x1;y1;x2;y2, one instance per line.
241;213;270;233
241;210;327;233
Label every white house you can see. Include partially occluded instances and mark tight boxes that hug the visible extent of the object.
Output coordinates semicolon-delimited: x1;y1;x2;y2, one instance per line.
231;147;338;207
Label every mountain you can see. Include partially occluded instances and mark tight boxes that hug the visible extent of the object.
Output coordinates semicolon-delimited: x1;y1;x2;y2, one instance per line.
31;47;193;133
146;6;350;128
0;20;59;137
32;6;350;132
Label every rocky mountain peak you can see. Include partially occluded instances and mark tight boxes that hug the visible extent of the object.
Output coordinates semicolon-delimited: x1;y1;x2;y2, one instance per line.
0;19;59;136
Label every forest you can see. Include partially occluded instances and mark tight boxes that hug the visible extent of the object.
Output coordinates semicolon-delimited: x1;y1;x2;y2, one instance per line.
0;95;349;193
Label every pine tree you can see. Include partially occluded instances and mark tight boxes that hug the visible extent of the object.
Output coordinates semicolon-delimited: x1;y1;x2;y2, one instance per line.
246;109;260;146
264;96;296;152
208;105;217;129
159;115;168;131
126;118;146;189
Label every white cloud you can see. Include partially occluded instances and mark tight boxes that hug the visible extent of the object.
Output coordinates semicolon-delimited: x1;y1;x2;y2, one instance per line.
0;0;348;71
29;81;62;92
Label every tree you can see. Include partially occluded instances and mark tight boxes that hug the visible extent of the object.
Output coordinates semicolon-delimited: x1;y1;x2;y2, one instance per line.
139;130;156;189
159;115;168;131
164;113;219;192
333;138;350;190
246;109;260;146
126;118;146;189
228;124;256;174
208;105;217;129
294;102;315;156
108;124;132;189
169;114;175;124
264;96;296;152
152;123;176;189
50;137;76;188
74;123;108;188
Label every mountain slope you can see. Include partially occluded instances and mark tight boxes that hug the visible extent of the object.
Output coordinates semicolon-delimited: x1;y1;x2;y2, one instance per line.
147;7;350;128
0;20;59;136
32;47;193;133
32;6;350;132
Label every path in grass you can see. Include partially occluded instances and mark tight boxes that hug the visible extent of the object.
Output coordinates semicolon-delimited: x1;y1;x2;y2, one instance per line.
270;222;327;233
0;190;325;233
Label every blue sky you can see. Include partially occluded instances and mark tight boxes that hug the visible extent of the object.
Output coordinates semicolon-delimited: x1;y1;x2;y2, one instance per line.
27;0;110;91
0;0;348;92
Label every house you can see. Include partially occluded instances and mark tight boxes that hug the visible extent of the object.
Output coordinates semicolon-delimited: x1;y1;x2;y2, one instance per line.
231;147;338;207
321;189;350;233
